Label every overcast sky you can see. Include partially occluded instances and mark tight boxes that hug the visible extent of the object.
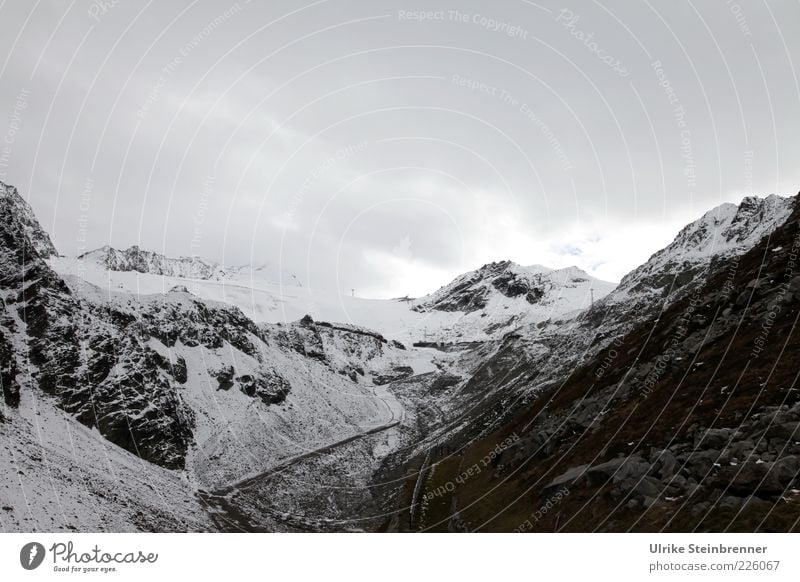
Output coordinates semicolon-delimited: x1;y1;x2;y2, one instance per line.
1;0;799;298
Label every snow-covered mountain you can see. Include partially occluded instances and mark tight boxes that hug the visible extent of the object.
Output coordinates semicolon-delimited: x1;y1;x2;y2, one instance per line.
411;260;615;340
4;176;799;533
517;194;798;391
0;179;435;531
58;276;419;489
411;261;616;341
51;255;615;345
401;193;800;532
73;244;304;287
414;261;612;313
78;245;228;280
612;194;793;302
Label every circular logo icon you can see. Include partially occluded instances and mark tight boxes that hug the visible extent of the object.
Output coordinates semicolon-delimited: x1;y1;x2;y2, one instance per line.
20;542;46;570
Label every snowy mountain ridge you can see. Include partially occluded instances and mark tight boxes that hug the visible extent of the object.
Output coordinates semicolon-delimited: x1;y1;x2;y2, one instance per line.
614;194;793;300
76;244;303;287
414;260;611;313
51;256;614;345
406;260;616;342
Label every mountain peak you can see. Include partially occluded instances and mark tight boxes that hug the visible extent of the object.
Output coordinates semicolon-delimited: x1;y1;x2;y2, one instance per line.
0;180;59;259
615;193;795;298
77;245;227;280
414;259;614;315
71;244;304;287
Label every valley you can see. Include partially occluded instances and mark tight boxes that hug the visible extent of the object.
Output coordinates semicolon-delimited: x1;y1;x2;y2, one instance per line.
2;179;799;532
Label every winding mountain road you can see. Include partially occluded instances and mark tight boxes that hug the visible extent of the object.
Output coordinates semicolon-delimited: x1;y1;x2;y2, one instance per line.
197;379;407;531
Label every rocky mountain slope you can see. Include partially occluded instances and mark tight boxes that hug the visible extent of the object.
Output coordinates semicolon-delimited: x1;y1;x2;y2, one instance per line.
387;193;800;532
461;196;800;404
610;194;793;305
159;193;799;532
0;180;433;532
0;182;58;259
1;183;211;531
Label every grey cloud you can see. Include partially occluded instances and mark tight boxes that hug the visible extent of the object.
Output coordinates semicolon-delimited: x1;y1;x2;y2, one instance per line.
1;0;798;297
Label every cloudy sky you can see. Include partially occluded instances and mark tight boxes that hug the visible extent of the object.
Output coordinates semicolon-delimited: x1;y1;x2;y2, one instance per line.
1;0;799;298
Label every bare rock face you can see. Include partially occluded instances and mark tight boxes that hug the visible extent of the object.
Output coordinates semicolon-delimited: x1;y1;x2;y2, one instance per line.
238;369;291;405
0;181;59;259
0;327;20;410
374;366;415;386
0;181;298;470
491;268;545;304
78;245;227;280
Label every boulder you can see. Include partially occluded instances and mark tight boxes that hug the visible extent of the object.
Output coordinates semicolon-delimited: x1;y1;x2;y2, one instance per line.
238;370;291;406
773;455;800;486
697;428;733;449
650;449;678;479
587;456;650;484
212;365;235;390
714;462;784;496
766;422;800;441
684;450;721;476
542;464;590;496
618;476;661;498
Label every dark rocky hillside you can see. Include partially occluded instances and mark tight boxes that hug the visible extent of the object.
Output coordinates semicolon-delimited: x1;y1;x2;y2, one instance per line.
389;195;800;532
